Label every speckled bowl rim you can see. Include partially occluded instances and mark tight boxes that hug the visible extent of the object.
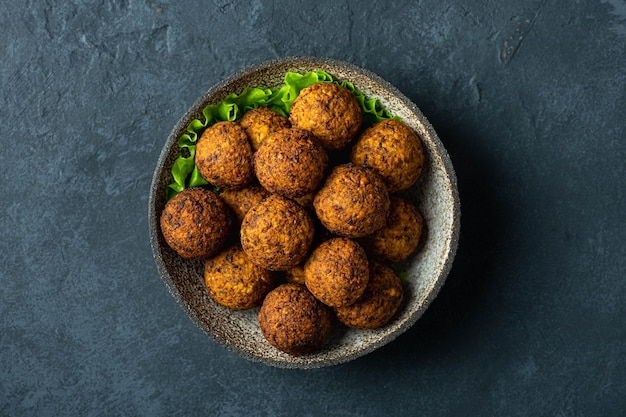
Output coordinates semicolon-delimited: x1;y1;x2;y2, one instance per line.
149;56;460;369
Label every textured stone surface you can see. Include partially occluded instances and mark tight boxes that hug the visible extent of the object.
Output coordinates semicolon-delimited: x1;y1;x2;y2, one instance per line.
1;0;625;416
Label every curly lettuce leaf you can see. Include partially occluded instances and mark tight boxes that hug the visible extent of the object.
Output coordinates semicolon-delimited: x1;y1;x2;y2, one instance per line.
166;70;399;199
338;80;400;125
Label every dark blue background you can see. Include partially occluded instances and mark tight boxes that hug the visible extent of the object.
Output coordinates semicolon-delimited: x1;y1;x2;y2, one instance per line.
2;1;625;415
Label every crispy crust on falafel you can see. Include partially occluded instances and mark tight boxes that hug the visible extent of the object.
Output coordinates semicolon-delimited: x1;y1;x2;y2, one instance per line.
254;128;328;198
159;187;232;259
350;119;424;193
289;82;362;151
313;163;390;238
204;245;277;310
258;283;333;355
195;121;254;189
240;194;315;271
238;107;291;151
219;185;270;224
304;237;369;308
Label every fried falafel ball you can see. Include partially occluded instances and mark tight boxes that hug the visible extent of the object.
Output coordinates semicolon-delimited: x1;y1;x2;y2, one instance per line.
313;163;390;238
238;107;291;151
219;185;270;224
204;245;278;310
159;187;232;259
350;119;424;193
335;261;404;329
254;128;328;198
195;121;254;189
289;82;363;151
304;237;369;308
240;194;315;271
360;196;424;263
258;283;333;355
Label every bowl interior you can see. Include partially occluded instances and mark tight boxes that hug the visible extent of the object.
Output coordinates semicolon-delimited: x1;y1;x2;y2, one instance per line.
149;56;460;368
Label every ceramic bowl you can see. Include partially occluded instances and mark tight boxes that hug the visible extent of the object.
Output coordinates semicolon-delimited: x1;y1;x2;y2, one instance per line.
148;56;460;368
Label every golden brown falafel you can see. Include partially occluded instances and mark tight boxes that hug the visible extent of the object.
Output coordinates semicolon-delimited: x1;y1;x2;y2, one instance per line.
195;121;254;189
204;245;278;310
238;106;291;151
313;163;390;238
304;237;369;308
335;261;404;329
360;196;424;263
240;194;315;271
350;119;424;193
289;82;363;151
258;283;333;355
159;187;232;259
219;185;270;224
254;128;328;198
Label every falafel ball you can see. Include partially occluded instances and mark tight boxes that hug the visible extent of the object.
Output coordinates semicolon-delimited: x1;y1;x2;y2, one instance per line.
313;163;390;238
204;245;278;310
195;121;254;189
238;106;291;151
304;237;369;308
219;185;270;224
159;187;232;259
240;194;315;271
258;283;333;355
360;196;424;263
254;128;328;198
350;119;424;193
335;261;404;329
289;82;363;151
